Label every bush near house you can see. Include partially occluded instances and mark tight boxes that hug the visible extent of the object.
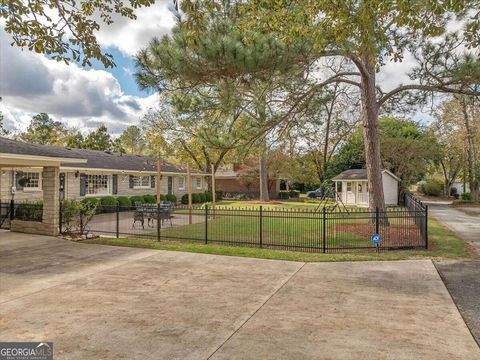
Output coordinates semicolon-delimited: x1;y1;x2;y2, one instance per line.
100;196;117;206
143;194;156;204
61;199;98;235
116;196;131;208
461;192;473;201
129;195;144;205
204;191;213;202
419;179;444;196
165;194;177;203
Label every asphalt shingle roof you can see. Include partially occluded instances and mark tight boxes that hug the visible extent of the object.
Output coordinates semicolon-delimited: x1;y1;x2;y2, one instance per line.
0;137;207;174
332;169;368;180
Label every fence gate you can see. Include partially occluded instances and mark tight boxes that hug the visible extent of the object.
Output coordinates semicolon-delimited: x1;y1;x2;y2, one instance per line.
0;202;12;230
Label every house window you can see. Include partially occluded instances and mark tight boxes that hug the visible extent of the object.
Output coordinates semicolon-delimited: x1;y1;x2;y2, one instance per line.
133;175;150;188
22;172;41;190
195;177;202;189
86;175;110;195
337;182;342;192
347;182;352;192
178;176;185;190
358;184;363;192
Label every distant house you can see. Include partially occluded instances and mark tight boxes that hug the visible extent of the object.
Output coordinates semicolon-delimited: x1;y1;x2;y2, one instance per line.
332;169;400;206
215;163;281;199
0;137;209;203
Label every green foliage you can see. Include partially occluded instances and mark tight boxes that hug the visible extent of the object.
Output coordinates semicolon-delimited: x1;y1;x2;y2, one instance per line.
100;196;117;207
198;192;206;203
278;191;290;200
115;126;146;154
461;192;473;201
116;196;131;208
129;196;144;205
289;190;300;198
2;0;155;68
165;194;177;203
18;113;68;146
216;190;223;200
81;197;100;207
204;191;213;202
83;125;112;151
191;193;201;203
419;179;444;197
61;199;98;235
143;194;156;204
14;202;43;222
181;193;189;204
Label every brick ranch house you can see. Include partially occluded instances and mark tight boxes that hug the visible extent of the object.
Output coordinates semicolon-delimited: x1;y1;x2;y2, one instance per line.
0;137;208;235
215;163;281;199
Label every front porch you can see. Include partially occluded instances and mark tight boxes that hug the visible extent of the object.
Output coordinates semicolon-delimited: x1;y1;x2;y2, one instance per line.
335;180;369;207
0;141;86;235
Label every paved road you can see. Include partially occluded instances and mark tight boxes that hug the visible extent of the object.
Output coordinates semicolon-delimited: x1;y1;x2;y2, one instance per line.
1;231;479;359
428;204;480;346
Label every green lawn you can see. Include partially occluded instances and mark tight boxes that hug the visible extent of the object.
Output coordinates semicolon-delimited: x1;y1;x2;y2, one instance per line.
85;218;471;262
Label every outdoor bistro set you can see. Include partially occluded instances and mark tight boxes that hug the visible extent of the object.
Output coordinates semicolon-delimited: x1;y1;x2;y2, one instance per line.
133;201;174;229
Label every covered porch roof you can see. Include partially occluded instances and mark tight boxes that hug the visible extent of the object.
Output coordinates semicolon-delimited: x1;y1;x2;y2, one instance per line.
0;137;86;167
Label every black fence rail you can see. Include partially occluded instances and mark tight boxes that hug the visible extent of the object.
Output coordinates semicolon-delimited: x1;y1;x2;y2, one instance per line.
0;201;43;229
65;200;428;253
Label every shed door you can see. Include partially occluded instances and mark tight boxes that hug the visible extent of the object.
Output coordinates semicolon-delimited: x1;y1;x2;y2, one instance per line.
346;182;355;204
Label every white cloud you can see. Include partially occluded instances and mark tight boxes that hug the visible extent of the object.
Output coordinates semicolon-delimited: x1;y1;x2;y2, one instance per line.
0;29;159;136
96;0;176;57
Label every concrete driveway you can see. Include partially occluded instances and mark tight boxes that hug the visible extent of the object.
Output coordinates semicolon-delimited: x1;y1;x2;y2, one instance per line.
428;204;480;345
1;231;479;359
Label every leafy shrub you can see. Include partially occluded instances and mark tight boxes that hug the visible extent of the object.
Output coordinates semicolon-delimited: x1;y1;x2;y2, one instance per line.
450;187;458;196
191;193;201;203
419;179;443;197
461;192;473;201
61;199;98;235
143;194;156;204
204;191;212;202
289;190;300;198
198;192;206;203
181;193;189;204
100;196;117;206
215;190;223;200
165;194;177;203
129;195;144;205
116;196;131;208
15;201;43;222
278;191;290;200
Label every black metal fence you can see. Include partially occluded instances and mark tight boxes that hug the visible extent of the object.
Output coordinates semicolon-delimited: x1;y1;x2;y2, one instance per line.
64;199;428;253
0;201;44;229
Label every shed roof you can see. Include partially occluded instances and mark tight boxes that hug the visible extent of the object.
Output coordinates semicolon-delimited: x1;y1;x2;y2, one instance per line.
332;169;400;182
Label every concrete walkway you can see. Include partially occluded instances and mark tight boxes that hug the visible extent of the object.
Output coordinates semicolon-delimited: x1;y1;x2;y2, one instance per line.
1;231;479;359
428;204;480;346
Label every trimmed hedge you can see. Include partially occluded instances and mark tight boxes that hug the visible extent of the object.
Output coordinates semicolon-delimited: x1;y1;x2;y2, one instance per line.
165;194;177;203
116;196;131;208
181;193;189;204
100;196;117;206
143;194;156;204
129;195;144;205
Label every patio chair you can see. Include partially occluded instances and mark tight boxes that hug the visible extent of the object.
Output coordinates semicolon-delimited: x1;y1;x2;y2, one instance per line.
133;202;145;229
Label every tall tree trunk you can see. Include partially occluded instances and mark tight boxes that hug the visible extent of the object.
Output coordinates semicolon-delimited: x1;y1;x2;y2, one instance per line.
462;98;479;200
360;59;386;212
259;143;269;201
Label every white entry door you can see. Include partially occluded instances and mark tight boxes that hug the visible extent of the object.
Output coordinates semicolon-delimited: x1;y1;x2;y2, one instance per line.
346;182;355;204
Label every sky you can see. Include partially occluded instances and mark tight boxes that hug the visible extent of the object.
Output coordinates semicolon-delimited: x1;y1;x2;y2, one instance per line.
0;1;437;137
